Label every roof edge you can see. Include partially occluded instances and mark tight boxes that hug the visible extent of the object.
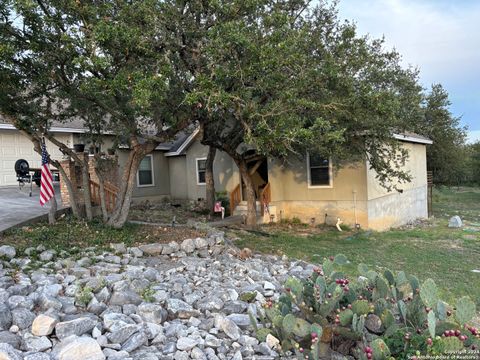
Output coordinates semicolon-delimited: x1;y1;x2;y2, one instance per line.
0;123;86;133
393;133;433;145
164;128;200;156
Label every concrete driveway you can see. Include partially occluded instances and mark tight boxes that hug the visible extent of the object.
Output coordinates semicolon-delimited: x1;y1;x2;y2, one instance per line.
0;184;63;232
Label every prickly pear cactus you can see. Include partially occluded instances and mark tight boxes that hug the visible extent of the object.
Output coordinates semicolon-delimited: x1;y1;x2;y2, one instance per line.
322;258;334;277
397;300;407;322
455;296;476;325
383;269;395;286
282;314;296;335
352;300;370;316
395;271;408;285
334;254;348;265
374;299;388;316
311;323;323;339
340;309;354;326
440;336;464;352
293;318;311;337
436;300;447;321
374;277;389;299
420;278;438;308
371;338;391;360
358;263;369;276
381;309;395;329
285;277;303;299
427;310;436;338
408;274;420;295
256;328;272;342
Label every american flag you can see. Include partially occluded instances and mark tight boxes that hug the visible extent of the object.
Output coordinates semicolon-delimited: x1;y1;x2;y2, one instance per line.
40;140;54;206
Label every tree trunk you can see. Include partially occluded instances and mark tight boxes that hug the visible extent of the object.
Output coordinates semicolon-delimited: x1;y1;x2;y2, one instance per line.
55;162;81;219
236;158;257;226
81;162;93;221
107;148;145;228
205;146;217;217
98;175;108;223
48;196;57;225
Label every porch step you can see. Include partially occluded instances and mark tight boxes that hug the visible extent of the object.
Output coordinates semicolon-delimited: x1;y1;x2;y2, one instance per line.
233;201;262;214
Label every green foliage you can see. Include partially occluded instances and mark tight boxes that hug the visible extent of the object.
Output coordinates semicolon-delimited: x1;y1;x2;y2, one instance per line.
371;339;391;360
420;278;438;308
417;84;468;185
352;300;370;316
455;296;476;325
252;254;478;360
427;311;436;338
75;286;93;306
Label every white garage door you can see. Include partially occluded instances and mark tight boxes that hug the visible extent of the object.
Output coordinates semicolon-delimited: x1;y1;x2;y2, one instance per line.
0;130;72;186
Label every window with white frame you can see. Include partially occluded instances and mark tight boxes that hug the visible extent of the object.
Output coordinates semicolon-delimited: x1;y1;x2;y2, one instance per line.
137;155;154;187
307;153;331;187
196;158;207;185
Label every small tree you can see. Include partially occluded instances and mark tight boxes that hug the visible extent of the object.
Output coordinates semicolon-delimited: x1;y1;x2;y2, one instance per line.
193;2;423;225
417;84;468;185
1;0;193;227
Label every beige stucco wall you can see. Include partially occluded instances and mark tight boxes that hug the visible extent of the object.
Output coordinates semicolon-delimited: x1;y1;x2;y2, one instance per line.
366;142;428;200
117;150;171;201
267;157;369;227
168;156;188;200
181;139;240;201
366;142;428;230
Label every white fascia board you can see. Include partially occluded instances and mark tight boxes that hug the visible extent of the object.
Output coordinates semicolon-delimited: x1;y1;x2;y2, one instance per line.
393;133;433;145
164;128;200;156
0;123;86;133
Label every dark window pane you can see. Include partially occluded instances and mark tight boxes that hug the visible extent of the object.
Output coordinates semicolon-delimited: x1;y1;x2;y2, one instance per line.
198;171;206;184
310;167;330;186
138;170;153;185
309;154;329;167
197;159;206;171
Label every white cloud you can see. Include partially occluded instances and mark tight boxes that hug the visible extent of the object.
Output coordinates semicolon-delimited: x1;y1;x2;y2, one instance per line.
337;0;480;84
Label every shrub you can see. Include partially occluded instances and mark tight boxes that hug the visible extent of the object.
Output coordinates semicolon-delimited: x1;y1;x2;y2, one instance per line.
250;254;479;359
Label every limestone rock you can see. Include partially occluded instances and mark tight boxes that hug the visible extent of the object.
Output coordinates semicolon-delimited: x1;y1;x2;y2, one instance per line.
365;314;383;334
32;314;58;336
166;299;200;319
0;343;22;360
55;317;97;340
448;215;463;228
176;337;199;351
0;245;16;259
52;335;105;360
138;244;163;256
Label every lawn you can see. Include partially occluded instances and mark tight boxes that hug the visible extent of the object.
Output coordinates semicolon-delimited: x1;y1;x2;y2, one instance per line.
0;217;206;254
233;186;480;305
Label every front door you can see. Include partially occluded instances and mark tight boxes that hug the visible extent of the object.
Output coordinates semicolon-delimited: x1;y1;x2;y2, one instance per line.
242;157;268;201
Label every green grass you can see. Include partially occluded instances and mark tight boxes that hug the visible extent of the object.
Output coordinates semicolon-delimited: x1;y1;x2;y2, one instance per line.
234;187;480;305
1;218;141;254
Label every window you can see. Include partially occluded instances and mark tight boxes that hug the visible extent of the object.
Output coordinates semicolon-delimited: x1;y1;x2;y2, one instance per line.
307;153;332;187
137;155;154;187
196;158;207;185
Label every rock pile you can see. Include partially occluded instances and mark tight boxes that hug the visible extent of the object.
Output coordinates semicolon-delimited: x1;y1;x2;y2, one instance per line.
0;231;314;359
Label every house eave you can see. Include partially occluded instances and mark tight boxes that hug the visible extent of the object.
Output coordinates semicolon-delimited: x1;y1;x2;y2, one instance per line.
0;123;86;133
393;133;433;145
164;128;200;157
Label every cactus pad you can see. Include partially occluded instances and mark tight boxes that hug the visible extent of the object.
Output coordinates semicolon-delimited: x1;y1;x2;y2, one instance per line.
352;300;370;316
427;310;436;338
340;309;354;326
455;296;476;325
420;278;438;308
371;338;391;360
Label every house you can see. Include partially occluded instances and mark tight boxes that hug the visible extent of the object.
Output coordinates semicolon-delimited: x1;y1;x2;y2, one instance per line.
0;118;432;230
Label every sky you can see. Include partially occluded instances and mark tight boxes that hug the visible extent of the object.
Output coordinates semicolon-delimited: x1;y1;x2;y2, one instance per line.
336;0;480;143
